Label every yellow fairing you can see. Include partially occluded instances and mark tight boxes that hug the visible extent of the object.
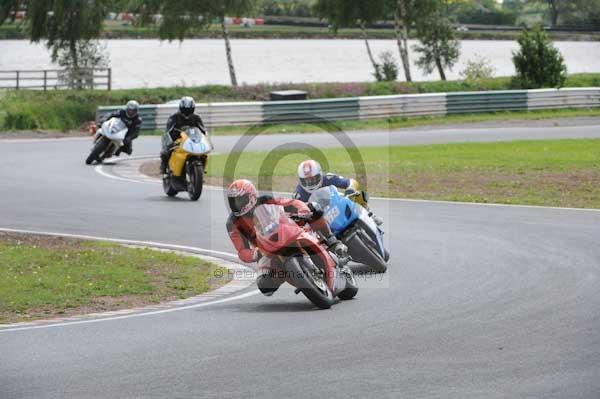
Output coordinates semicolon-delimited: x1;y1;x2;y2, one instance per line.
168;133;189;177
347;179;369;207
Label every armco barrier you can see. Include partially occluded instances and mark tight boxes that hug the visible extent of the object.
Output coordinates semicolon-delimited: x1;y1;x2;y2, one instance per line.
263;98;360;123
527;88;600;110
359;93;446;119
97;88;600;131
447;90;528;114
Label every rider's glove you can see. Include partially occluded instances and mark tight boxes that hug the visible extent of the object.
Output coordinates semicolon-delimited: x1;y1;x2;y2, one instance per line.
306;201;324;220
331;241;348;258
325;235;347;258
344;188;358;197
252;248;262;262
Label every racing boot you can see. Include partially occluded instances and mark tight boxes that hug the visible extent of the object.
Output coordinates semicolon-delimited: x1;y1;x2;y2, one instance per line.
256;270;281;297
122;141;133;155
371;212;384;226
159;152;169;174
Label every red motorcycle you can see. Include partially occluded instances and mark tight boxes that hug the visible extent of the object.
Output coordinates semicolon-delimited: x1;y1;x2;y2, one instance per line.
253;204;358;309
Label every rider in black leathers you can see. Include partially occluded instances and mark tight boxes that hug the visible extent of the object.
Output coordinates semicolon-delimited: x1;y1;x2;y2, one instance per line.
160;96;206;174
97;100;142;156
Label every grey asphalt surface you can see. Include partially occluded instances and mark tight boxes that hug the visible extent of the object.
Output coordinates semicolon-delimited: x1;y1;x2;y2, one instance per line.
1;122;600;398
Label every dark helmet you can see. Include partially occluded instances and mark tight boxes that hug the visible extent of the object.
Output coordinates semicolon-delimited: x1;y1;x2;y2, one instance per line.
179;96;196;117
126;100;139;118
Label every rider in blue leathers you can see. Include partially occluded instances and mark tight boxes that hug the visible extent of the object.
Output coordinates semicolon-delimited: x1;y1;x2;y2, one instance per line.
293;160;383;225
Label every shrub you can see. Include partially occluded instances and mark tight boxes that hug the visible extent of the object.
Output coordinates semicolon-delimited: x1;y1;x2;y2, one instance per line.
512;25;567;89
374;51;399;82
460;54;496;86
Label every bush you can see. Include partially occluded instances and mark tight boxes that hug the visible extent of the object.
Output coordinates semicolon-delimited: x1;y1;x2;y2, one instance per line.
512;25;567;89
460;54;496;86
373;52;399;82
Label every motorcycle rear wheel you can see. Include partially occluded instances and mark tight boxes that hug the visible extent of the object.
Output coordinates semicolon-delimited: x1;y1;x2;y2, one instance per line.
162;175;178;197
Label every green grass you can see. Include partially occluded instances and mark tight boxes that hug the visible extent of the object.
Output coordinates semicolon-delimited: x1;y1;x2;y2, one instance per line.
0;235;229;324
203;138;600;209
1;73;599;132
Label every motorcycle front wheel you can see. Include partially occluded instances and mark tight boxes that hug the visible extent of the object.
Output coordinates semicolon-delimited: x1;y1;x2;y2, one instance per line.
85;137;109;165
337;268;359;300
286;257;334;309
345;230;388;273
186;161;204;201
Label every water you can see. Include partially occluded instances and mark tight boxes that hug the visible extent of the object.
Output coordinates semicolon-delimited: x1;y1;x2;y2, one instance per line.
1;39;599;89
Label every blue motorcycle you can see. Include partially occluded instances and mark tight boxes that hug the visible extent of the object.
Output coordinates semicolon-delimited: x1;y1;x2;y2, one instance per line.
309;186;389;273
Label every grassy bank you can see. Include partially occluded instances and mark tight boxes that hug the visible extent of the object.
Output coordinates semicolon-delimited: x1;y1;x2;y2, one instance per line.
194;138;600;209
2;22;600;41
0;233;229;324
1;73;599;132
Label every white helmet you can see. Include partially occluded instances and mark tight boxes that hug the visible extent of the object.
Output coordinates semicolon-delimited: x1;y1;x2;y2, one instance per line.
297;160;323;193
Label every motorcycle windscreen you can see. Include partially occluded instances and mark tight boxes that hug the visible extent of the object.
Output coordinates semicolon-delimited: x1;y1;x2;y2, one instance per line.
253;204;302;254
308;186;334;210
310;186;358;235
181;127;214;155
253;204;282;238
104;118;128;140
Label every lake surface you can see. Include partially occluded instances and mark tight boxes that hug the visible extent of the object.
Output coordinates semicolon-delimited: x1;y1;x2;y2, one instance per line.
1;39;599;89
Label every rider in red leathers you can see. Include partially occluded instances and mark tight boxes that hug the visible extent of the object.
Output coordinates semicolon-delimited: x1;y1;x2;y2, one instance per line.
225;179;347;296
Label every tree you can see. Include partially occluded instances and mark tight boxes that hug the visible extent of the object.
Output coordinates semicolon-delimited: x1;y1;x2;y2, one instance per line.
393;0;439;82
314;0;388;78
394;0;412;82
56;40;110;89
3;1;111;88
133;0;257;87
512;25;567;88
413;8;460;81
28;1;110;69
205;0;257;87
526;0;576;26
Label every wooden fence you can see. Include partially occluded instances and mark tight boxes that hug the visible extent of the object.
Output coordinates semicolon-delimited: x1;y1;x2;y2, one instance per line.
0;68;111;91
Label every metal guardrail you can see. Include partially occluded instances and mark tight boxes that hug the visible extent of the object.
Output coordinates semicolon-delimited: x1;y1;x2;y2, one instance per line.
0;68;111;91
97;88;600;132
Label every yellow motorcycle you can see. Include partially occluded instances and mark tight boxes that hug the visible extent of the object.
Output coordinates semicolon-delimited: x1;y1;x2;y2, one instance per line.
163;127;213;201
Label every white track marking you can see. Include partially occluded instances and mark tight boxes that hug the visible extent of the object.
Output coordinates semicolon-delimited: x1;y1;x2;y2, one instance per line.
0;227;259;333
368;196;600;213
94;164;158;185
0;291;258;334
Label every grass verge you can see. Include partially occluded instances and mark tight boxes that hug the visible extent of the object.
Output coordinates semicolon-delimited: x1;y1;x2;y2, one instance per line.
1;73;599;131
0;233;231;324
180;138;600;209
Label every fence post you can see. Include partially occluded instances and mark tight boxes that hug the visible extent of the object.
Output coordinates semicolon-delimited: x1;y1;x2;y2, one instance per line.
107;68;112;91
16;71;19;90
43;70;47;91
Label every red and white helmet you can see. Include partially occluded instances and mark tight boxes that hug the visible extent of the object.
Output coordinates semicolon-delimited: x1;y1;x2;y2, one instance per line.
227;179;258;216
297;160;323;193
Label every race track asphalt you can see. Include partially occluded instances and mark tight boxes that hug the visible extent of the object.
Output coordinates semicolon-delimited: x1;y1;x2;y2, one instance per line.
1;121;599;399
